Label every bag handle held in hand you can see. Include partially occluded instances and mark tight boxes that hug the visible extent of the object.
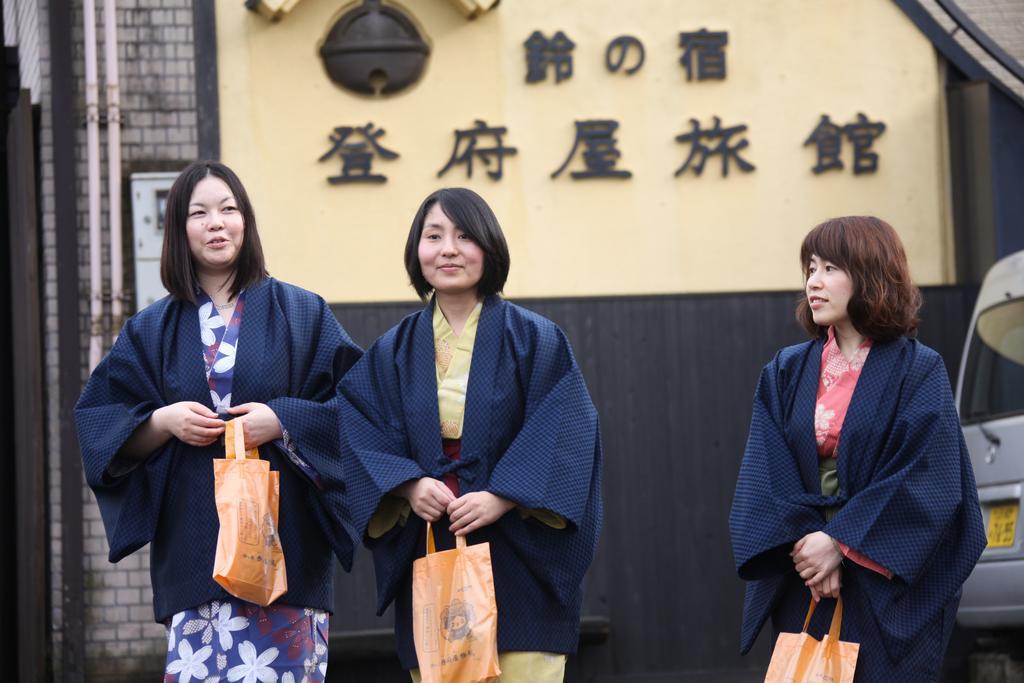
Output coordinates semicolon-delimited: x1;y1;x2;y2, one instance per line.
424;521;467;555
801;599;816;633
799;593;845;642
827;596;844;644
225;419;247;461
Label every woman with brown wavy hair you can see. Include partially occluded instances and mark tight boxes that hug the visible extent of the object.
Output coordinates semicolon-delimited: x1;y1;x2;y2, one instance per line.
730;216;986;681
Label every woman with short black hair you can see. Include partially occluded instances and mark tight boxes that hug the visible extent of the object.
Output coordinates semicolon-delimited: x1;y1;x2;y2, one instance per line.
336;187;602;681
76;160;362;682
730;216;986;681
403;187;511;300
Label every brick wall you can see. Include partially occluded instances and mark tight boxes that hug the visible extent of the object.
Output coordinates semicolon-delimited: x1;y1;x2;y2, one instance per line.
38;0;199;678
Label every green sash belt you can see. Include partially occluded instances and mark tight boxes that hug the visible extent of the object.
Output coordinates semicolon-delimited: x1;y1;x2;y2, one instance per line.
820;457;840;522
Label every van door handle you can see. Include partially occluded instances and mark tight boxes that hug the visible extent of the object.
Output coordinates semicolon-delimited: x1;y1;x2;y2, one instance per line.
979;424;1001;464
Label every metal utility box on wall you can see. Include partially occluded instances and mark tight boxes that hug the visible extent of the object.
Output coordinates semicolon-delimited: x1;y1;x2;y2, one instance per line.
130;172;178;309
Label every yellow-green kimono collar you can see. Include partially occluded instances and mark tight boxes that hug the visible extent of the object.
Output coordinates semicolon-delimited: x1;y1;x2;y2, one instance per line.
434;301;483;439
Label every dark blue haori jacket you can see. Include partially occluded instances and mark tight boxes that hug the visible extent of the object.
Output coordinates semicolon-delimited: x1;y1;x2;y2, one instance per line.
730;336;986;682
330;295;602;669
75;278;362;622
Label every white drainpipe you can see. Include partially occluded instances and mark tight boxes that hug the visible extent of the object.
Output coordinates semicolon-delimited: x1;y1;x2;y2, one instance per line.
103;0;123;339
84;0;103;371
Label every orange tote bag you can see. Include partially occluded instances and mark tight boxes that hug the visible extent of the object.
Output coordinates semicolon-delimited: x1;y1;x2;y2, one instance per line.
412;522;500;683
211;418;288;606
764;595;860;683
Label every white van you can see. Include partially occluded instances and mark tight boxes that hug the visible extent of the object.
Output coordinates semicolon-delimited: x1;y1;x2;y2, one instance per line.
956;250;1024;628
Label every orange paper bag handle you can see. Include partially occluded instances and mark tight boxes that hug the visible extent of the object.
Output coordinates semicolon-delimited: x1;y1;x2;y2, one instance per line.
224;419;259;460
424;522;467;555
800;594;846;642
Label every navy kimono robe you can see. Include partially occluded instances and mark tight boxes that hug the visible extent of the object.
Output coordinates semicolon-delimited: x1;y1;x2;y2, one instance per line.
729;336;986;682
75;278;362;622
331;296;602;669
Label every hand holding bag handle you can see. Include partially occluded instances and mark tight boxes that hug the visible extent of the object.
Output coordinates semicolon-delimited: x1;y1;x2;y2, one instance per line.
826;596;844;651
212;417;288;605
797;595;846;647
229;416;245;460
425;521;467;555
225;418;258;461
414;521;499;683
765;593;859;683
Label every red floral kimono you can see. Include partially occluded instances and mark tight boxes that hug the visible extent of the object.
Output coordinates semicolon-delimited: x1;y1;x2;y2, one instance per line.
816;327;892;579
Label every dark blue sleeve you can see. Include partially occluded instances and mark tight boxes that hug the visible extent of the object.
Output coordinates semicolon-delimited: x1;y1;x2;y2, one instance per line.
823;354;985;584
336;335;426;541
335;335;427;613
75;316;175;562
485;322;603;608
729;358;826;580
824;351;986;662
486;326;598;529
265;295;361;487
267;295;364;570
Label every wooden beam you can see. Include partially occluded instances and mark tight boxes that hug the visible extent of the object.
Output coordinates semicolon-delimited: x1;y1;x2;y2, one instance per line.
49;0;86;677
7;88;47;683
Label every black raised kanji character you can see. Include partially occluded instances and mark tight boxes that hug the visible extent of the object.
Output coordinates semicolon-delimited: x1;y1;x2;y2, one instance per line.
674;116;755;177
679;29;728;81
524;30;575;83
843;113;886;174
804;114;845;174
605;35;645;75
551;120;632;179
437;120;518;181
317;123;398;184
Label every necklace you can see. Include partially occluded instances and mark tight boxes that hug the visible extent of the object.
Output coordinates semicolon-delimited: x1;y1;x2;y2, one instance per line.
214;300;235;310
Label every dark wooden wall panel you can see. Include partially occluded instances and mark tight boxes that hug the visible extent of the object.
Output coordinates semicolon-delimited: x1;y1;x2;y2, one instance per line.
50;1;86;678
326;285;976;680
0;44;18;681
7;89;47;683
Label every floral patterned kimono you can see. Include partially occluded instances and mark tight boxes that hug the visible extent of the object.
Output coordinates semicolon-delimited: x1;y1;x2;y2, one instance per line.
163;290;329;683
815;327;892;579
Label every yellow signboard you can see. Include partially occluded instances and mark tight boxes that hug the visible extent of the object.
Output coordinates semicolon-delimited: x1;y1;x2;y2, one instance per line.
218;0;952;303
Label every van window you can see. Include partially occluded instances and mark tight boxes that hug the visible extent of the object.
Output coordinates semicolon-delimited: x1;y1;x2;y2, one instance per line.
961;299;1024;423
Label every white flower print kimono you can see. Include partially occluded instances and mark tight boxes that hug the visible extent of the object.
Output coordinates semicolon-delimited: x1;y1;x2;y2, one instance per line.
164;290;329;682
